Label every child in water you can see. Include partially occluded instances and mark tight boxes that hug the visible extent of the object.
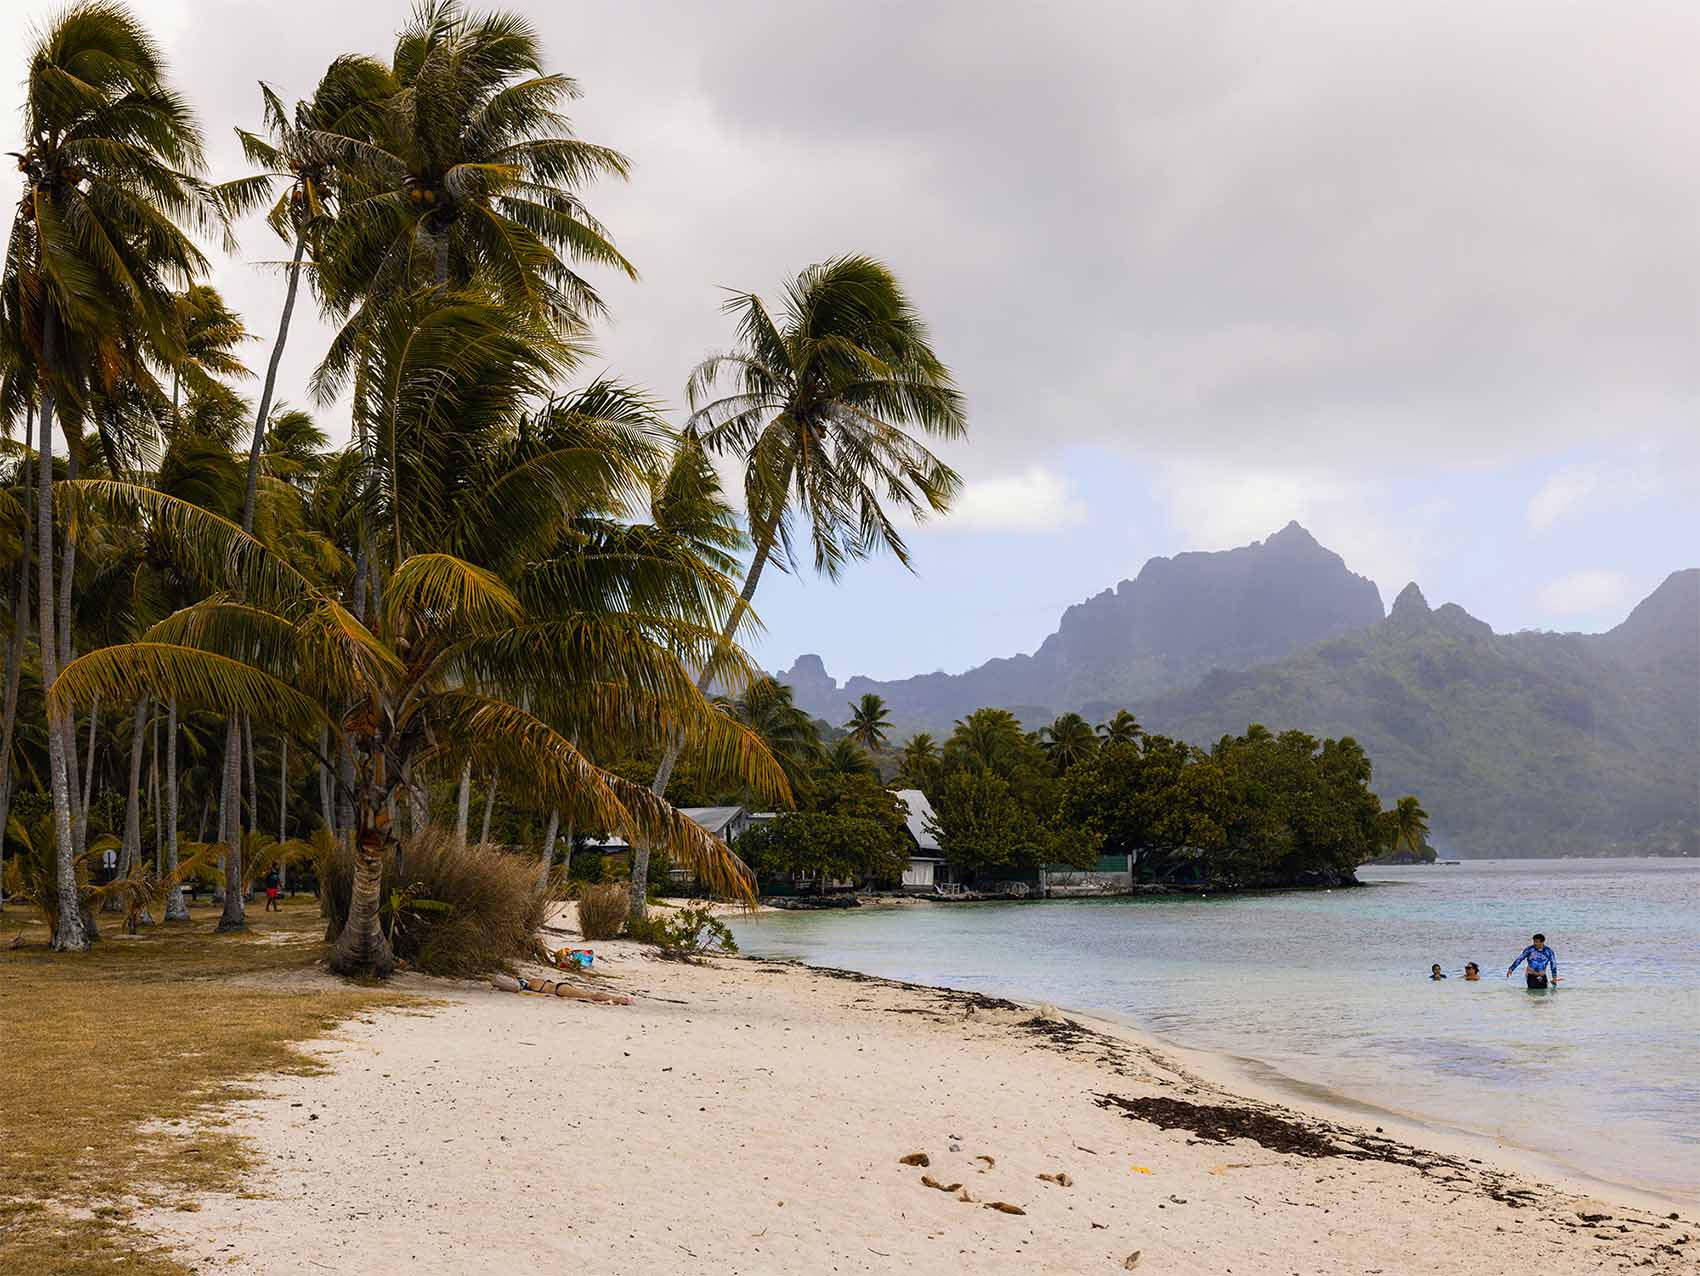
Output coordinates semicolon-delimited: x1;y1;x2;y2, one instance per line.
1429;963;1448;980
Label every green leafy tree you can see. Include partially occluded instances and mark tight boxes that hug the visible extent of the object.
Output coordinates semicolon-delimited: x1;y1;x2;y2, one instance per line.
929;768;1088;880
822;737;875;778
736;811;907;892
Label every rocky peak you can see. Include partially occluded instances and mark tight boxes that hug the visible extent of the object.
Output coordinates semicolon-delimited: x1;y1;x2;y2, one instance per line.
1388;582;1432;627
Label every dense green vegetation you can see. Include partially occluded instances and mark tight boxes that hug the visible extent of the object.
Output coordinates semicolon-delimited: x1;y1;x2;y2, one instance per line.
0;1;964;969
1147;578;1699;855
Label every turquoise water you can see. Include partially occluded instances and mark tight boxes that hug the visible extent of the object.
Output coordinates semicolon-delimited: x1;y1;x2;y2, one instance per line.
728;858;1699;1201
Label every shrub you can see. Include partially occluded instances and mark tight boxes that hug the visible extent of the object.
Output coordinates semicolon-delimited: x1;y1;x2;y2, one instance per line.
627;905;738;959
575;882;629;940
322;828;548;978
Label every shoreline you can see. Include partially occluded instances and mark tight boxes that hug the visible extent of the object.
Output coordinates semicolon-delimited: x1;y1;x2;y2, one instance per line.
136;927;1694;1275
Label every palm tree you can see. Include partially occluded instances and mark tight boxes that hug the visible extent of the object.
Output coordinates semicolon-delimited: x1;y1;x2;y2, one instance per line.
718;677;825;798
893;733;940;791
316;0;632;340
845;693;891;753
1096;709;1142;745
216;55;395;532
51;481;786;975
1040;712;1097;771
823;737;875;778
944;707;1026;777
1387;795;1431;858
642;255;965;843
166;285;253;429
0;1;214;951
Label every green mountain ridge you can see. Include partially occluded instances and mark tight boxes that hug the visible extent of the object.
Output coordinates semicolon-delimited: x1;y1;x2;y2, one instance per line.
1139;571;1699;856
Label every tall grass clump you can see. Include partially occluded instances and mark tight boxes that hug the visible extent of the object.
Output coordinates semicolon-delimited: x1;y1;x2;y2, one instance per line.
576;882;628;940
322;828;548;977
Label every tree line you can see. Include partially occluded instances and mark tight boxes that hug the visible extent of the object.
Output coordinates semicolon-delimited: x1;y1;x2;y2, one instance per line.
0;1;965;974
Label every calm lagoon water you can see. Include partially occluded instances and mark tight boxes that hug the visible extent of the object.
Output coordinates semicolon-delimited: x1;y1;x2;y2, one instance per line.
728;858;1699;1201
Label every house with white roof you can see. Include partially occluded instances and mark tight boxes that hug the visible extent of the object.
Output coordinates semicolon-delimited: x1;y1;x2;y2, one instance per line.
892;788;947;891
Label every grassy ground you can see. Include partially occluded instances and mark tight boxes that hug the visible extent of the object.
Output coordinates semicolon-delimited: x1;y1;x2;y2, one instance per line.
0;895;405;1275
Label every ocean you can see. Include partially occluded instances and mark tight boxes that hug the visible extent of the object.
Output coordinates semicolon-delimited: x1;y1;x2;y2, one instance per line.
727;857;1699;1202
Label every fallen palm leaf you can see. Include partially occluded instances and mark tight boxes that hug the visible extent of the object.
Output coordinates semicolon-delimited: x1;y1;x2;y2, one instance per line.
1037;1171;1073;1187
957;1188;975;1203
975;1154;996;1169
984;1201;1025;1215
921;1175;963;1193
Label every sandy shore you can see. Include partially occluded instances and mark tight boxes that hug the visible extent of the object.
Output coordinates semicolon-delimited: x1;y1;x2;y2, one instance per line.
142;923;1694;1275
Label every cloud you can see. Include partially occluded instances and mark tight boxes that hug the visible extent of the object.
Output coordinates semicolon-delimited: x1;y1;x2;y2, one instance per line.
926;467;1086;534
1156;461;1425;603
1527;468;1599;531
1534;569;1636;616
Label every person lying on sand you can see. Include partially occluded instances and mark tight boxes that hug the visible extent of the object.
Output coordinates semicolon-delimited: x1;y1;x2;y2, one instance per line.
1429;964;1448;980
490;973;631;1005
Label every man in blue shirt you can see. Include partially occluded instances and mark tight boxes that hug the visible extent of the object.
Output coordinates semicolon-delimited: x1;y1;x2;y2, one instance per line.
1507;932;1559;988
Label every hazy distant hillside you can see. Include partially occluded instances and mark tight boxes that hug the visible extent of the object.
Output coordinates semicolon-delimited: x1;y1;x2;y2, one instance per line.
1142;572;1700;856
779;521;1384;731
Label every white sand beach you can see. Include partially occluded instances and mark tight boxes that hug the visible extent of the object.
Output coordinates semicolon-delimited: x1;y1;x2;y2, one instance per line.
136;912;1694;1276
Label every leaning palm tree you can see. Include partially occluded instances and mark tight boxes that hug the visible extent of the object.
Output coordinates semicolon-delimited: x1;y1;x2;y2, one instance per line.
50;483;786;976
1040;711;1097;771
845;693;891;752
717;676;825;799
0;1;216;951
635;256;966;911
215;54;395;532
315;0;633;350
1096;709;1143;745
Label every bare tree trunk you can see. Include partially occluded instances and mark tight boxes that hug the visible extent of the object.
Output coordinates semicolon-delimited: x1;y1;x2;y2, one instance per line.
0;449;29;914
453;759;472;850
242;228;308;532
150;709;160;874
629;505;785;923
328;782;397;977
37;387;85;951
317;724;334;836
277;732;288;894
75;695;97;858
164;697;187;921
215;718;245;931
537;808;559;891
119;696;150;922
478;773;497;847
243;713;258;836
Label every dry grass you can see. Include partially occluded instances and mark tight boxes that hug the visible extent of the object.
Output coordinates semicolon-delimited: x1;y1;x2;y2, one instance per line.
575;881;628;940
0;896;405;1275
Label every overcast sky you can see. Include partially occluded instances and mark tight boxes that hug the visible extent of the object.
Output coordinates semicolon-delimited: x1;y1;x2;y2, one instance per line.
7;0;1696;680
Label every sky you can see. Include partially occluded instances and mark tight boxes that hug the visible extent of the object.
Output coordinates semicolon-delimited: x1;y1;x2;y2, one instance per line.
6;0;1696;681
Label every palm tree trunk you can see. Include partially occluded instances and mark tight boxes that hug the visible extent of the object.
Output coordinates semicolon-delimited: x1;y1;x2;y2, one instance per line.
629;494;787;922
163;697;188;921
277;733;288;893
37;387;85;951
328;777;397;977
74;696;97;857
317;724;334;836
537;808;559;891
478;773;497;847
119;696;150;922
454;759;472;850
150;710;160;874
215;718;245;931
0;450;31;914
243;713;258;836
335;734;355;846
242;228;307;532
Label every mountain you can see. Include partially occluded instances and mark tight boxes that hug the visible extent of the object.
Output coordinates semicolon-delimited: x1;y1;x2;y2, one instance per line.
1141;570;1700;855
778;521;1384;731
